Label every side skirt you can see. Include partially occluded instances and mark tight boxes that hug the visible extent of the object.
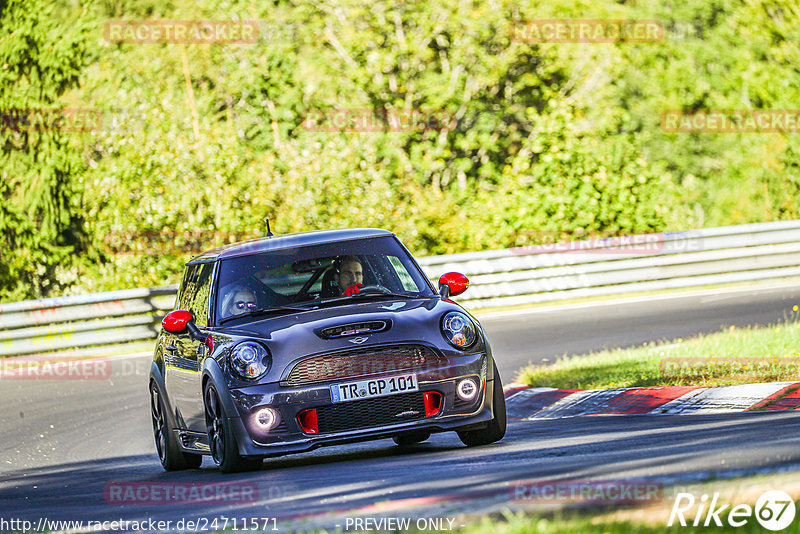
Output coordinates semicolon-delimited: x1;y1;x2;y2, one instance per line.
178;430;211;454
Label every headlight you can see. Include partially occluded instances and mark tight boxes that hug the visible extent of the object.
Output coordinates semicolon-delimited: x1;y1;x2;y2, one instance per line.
441;312;477;349
229;341;271;380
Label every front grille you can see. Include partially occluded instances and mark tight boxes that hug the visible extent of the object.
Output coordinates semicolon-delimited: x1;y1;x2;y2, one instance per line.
285;344;446;386
315;392;427;433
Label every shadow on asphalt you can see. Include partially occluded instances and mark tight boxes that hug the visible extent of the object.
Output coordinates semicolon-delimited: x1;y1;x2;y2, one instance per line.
3;413;800;524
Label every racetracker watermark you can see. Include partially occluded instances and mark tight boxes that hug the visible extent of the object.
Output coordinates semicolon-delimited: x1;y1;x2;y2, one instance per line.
0;517;278;532
102;229;259;256
0;108;103;132
511;480;663;504
0;356;111;380
104;482;259;505
659;357;800;374
104;20;259;44
511;19;664;43
669;490;796;530
661;110;800;133
509;230;704;255
301;108;457;133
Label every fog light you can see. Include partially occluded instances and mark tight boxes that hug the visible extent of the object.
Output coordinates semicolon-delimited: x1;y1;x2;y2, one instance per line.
457;378;479;401
254;407;279;431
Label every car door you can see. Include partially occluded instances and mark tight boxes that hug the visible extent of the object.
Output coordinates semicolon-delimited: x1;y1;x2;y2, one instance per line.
163;264;195;425
165;261;214;431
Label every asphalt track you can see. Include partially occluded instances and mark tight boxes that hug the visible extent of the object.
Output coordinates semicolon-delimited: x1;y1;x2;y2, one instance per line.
1;284;800;531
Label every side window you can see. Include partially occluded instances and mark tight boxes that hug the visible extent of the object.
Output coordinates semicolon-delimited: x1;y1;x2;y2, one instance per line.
175;262;214;327
388;256;419;291
176;265;198;312
188;263;214;326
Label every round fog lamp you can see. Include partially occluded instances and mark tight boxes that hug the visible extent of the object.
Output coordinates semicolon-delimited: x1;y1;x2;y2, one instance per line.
254;407;279;431
457;378;479;401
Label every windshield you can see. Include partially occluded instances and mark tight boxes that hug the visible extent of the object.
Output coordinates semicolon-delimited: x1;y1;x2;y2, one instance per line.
214;236;435;324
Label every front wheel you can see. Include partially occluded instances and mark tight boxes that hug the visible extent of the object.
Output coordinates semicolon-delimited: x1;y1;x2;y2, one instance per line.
150;382;202;471
204;384;262;473
457;364;507;447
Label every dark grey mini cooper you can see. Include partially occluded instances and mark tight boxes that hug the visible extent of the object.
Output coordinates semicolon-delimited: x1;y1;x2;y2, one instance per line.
149;228;506;472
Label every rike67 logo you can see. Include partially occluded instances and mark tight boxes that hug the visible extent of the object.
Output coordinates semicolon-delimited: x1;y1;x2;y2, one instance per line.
669;490;796;531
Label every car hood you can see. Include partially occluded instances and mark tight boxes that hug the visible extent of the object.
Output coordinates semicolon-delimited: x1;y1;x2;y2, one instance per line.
217;297;474;379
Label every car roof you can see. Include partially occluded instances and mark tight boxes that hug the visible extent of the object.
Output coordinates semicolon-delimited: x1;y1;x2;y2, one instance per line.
187;228;395;264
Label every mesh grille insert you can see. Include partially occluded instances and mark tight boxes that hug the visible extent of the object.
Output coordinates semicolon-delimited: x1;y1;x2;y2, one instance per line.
286;344;445;386
313;391;427;433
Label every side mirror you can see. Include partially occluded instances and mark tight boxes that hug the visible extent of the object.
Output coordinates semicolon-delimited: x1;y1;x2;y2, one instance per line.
438;272;469;299
162;310;205;342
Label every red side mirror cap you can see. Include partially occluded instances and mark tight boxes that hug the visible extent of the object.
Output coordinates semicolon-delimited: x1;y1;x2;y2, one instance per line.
438;272;469;298
162;310;193;333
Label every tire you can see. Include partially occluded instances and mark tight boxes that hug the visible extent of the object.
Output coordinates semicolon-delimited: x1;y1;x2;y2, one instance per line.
204;384;262;473
457;364;507;447
393;431;431;446
150;382;202;471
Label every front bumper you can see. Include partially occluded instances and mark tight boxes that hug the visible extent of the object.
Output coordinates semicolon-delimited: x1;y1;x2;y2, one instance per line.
224;352;494;457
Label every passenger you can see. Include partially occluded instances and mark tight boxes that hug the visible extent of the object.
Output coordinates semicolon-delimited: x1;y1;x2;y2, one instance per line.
222;287;258;317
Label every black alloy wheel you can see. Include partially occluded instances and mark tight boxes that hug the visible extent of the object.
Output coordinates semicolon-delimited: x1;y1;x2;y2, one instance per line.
457;364;507;447
150;382;201;470
204;384;262;473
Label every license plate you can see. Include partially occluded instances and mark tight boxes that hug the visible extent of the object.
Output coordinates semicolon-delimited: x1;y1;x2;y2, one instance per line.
330;374;419;403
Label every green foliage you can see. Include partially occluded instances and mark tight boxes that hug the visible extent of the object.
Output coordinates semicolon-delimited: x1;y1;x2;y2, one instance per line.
2;0;800;300
0;0;93;300
616;0;800;225
463;103;682;249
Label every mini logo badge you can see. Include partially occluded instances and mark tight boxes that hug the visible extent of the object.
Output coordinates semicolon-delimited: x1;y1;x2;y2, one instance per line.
395;410;420;418
348;336;369;344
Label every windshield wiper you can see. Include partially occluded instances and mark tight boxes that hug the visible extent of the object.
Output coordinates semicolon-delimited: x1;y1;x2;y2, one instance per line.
352;291;421;299
219;304;317;324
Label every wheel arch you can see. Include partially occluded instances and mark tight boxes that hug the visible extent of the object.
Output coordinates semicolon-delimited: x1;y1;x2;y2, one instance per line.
201;357;240;418
149;361;180;432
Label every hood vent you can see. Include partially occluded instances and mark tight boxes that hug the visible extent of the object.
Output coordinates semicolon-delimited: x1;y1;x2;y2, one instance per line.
319;320;390;339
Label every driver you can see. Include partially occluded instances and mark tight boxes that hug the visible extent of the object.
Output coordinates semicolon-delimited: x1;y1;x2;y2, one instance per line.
333;256;363;296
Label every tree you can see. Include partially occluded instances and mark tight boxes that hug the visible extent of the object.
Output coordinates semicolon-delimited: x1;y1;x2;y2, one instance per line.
0;0;93;301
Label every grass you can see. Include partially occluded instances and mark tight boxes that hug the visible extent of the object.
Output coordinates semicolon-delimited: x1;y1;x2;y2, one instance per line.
515;308;800;389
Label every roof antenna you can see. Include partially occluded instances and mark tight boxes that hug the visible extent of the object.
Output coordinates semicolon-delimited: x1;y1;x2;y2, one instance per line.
265;218;274;238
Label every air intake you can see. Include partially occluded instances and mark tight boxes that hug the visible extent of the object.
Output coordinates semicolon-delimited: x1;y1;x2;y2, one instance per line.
318;320;390;339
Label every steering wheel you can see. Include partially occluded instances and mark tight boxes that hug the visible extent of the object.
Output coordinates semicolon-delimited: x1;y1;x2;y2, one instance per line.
356;284;392;294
